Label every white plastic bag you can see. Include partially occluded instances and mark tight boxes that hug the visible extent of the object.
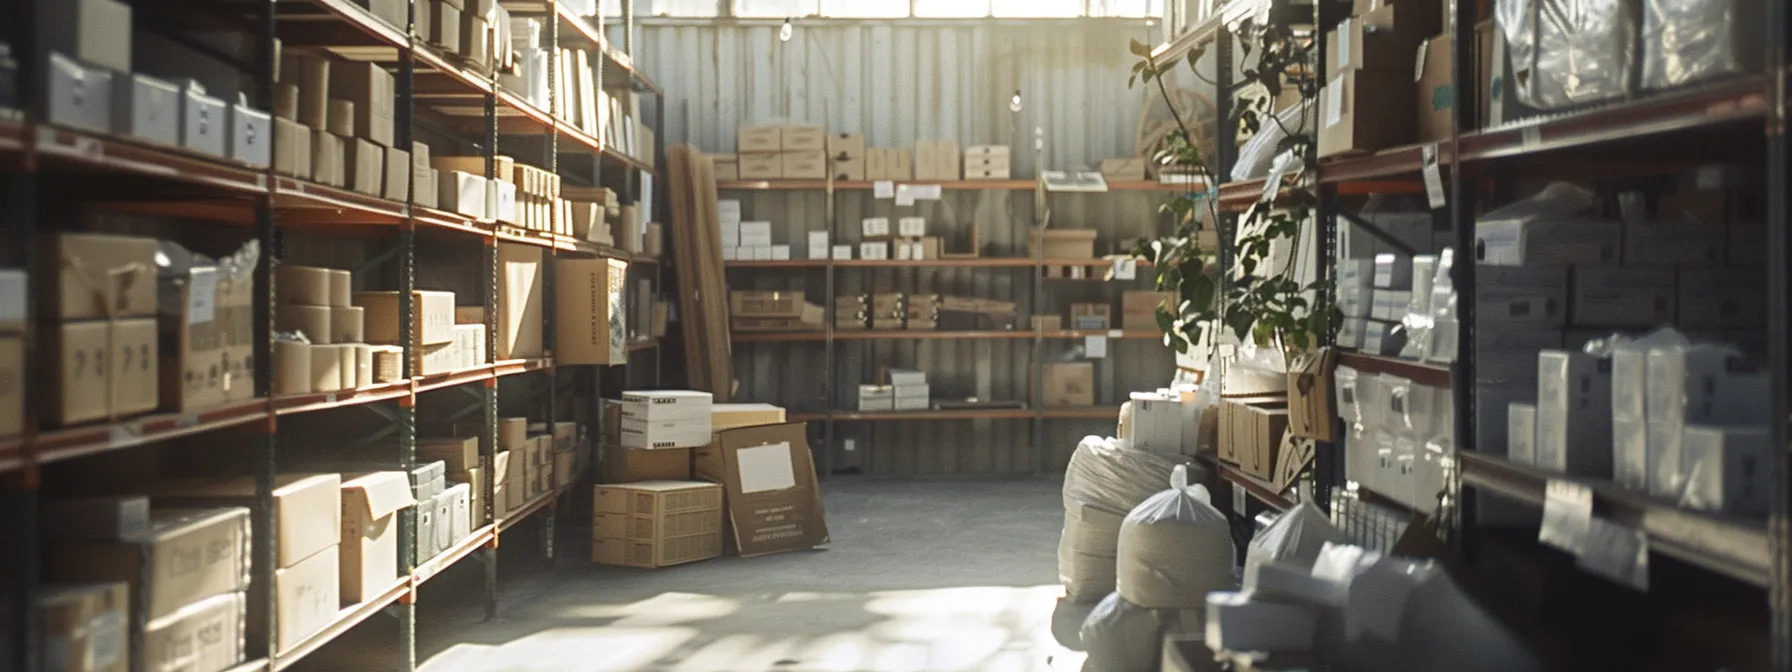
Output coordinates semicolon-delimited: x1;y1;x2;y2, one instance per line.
1060;437;1185;602
1244;502;1347;587
1115;465;1235;609
1079;592;1163;672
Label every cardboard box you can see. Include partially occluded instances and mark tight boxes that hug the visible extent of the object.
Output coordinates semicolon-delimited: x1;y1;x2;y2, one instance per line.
355;290;456;346
555;258;628;365
275;117;311;178
346;138;383;196
156;474;341;569
1122;291;1175;330
730;291;805;318
738;125;781;154
782;151;828;180
1286;348;1336;441
452;323;486;369
1474;218;1623;267
1415;35;1453;143
43;233;158;321
497;243;545;359
1239;403;1291;480
141;592;245;672
44;321;109;425
1218;396;1286;464
590;481;724;568
440;171;487;218
39;0;132;72
339;472;414;604
1039;362;1095;407
160;250;255;413
46;507;251;621
738;153;782;180
282;50;331;129
330;306;364;344
781;125;825;152
693;423;829;557
826;133;865;157
1571;267;1675;327
1317;69;1414;159
108;318;158;418
112;73;181;147
712;154;740;181
310;130;344;187
1683;425;1769;516
832;154;866;181
271;546;339;652
915;140;961;181
45;53;113;134
430;2;463;52
382;146;410;201
866;148;913;181
1100;158;1146;181
1033;229;1098;259
37;582;130;672
712;403;787;431
1535;350;1613;477
1070;303;1111;330
329;60;395;147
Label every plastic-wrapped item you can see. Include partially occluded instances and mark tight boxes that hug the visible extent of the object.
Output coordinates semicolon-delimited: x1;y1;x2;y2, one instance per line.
1681;425;1770;515
1079;592;1163;672
1498;0;1635;110
1473;183;1617;266
1641;0;1762;90
1116;466;1234;609
1244;502;1346;587
1643;336;1762;497
1334;365;1363;430
1060;437;1187;601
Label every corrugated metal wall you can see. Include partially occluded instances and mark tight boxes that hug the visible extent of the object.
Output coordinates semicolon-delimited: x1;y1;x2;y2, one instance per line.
648;21;1191;476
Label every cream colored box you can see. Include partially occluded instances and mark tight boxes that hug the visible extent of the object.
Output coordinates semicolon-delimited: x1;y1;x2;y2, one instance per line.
781;125;825;152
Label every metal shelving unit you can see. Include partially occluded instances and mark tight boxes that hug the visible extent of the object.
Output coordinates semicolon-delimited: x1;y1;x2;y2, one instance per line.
0;1;662;670
1162;0;1792;662
722;172;1195;475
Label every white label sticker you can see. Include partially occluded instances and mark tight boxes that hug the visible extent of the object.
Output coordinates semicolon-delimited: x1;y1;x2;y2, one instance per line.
1112;258;1137;280
737;442;798;494
1422;144;1447;210
1540;479;1594;553
186;267;219;324
1085;335;1108;358
874;181;895;199
1338;19;1352;69
1325;76;1347;128
911;185;943;200
894;185;916;207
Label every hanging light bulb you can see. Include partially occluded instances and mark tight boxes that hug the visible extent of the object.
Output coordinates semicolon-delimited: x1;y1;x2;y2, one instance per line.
1009;89;1023;113
779;18;793;42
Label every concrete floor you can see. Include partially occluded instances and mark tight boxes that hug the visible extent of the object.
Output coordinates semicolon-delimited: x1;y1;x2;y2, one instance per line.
415;479;1089;672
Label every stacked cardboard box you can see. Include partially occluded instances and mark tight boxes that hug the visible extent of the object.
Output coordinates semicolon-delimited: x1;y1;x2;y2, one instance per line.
590;481;724;568
275;51;406;198
339;472;416;604
620;390;713;450
556;258;629;365
161;241;259;412
729;291;823;333
828;133;865;181
0;270;18;437
352;289;460;376
914;140;960;181
1038;362;1095;408
274;265;378;394
865;147;913;181
1315;0;1439;157
46;505;252;671
41;233;160;426
963;145;1011;180
737;124;826;181
41;0;274;168
564;186;621;245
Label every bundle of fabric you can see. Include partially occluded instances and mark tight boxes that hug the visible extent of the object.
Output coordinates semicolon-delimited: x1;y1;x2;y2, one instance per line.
1059;436;1185;602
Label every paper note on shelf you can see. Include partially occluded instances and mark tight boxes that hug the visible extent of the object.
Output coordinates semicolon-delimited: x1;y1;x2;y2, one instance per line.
874;181;895;199
1113;258;1137;280
909;185;942;200
1539;479;1593;554
1085;335;1108;359
895;185;915;207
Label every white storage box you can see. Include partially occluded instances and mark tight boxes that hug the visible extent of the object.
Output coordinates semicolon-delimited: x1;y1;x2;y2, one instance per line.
1571;267;1675;328
177;80;228;158
620;390;714;422
230;103;273;168
46;52;113;134
1535;350;1612;477
1507;403;1537;465
112;72;180;146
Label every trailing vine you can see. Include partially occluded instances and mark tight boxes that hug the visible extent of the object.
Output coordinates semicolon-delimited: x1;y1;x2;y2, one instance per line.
1128;17;1340;358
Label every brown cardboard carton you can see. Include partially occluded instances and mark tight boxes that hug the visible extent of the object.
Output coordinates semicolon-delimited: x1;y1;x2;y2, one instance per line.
0;336;20;436
46;507;251;621
1242;404;1291;480
1100;158;1147;181
276;305;333;344
1038;362;1095;408
1415;34;1454;144
274;117;311;178
729;291;806;318
354;290;455;346
309;130;345;187
1317;69;1415;159
1219;396;1287;466
44;321;110;425
915;140;960;181
346;137;383;196
154;474;342;569
781;125;825;152
419;436;479;473
737;125;781;154
42;233;158;321
163;255;256;413
601;448;691;483
109;319;158;418
712;404;787;431
590;481;723;568
273;341;311;395
142;591;245;672
328;60;395;147
826;133;865;157
555;258;628;365
712;154;740;181
1286;348;1338;442
782;151;828;180
383;146;411;201
739;153;781;180
330;306;365;343
1033;229;1099;259
339;471;414;604
282;49;331;128
37;582;129;672
693;423;829;557
497;243;544;359
270;546;339;652
831;155;866;181
866;147;913;181
308;343;343;392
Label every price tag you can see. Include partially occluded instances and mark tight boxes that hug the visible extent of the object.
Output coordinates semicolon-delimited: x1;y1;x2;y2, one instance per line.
874;181;895;199
1112;258;1138;280
1085;335;1108;358
1107;329;1124;339
186;268;219;324
1422;144;1447;210
1539;479;1594;553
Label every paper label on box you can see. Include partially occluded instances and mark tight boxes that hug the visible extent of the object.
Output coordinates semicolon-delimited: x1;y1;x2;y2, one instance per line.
1325;76;1346;128
1113;258;1137;280
187;268;219;325
737;442;797;493
1422;145;1446;210
874;181;895;199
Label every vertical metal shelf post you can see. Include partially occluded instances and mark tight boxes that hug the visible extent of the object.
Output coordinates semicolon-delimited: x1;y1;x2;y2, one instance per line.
1447;0;1477;545
538;8;562;568
395;2;421;667
1764;0;1792;657
252;0;281;664
1310;0;1341;511
823;166;837;477
4;0;40;667
479;17;503;622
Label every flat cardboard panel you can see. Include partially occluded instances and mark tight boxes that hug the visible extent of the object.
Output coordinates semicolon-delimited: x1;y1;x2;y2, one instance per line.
497;244;545;359
555;258;628;365
694;423;828;557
